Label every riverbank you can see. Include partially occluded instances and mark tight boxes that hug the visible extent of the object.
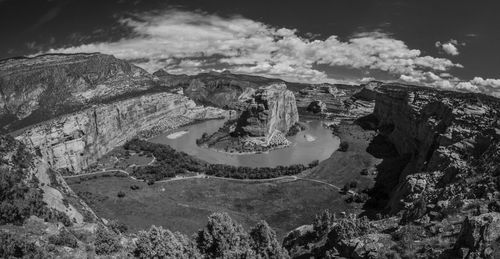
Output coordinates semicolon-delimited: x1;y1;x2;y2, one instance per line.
306;121;380;193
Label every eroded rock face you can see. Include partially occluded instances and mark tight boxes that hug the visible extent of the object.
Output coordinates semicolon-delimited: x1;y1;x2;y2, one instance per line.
235;83;299;138
0;53;156;131
370;84;500;213
455;213;500;258
306;100;327;114
16;92;230;173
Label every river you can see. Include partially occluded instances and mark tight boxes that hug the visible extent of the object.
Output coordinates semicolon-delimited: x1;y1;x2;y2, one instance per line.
149;119;339;167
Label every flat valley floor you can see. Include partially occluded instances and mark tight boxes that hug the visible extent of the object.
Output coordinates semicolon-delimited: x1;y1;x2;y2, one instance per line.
69;124;378;239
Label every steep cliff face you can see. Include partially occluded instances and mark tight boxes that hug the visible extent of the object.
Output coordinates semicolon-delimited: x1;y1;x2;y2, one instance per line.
15;92;230;173
370;84;500;213
154;70;289;109
0;53;156;131
235;83;299;138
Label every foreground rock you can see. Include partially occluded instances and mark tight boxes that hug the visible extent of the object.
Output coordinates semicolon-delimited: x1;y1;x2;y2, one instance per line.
286;83;500;258
455;213;500;258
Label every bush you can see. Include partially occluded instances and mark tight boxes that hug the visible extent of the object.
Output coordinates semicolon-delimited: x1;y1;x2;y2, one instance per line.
328;215;374;243
130;185;140;190
196;213;254;258
338;141;349;152
108;220;128;234
95;226;121;255
117;191;125;198
349;181;358;188
48;228;78;248
134;225;200;258
250;221;289;258
308;160;319;168
0;232;48;258
341;183;350;194
313;210;335;237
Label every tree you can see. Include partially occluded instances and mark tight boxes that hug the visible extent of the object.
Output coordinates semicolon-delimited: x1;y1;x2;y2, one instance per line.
196;212;255;258
250;221;289;258
341;183;350;194
313;210;335;238
338;141;349;152
48;228;78;248
134;225;199;259
117;191;125;198
95;226;121;255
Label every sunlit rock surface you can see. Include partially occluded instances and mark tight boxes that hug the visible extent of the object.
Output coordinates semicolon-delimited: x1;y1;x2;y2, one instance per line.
235;83;299;140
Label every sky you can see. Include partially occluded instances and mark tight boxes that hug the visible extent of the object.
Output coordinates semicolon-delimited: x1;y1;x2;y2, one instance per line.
1;0;500;96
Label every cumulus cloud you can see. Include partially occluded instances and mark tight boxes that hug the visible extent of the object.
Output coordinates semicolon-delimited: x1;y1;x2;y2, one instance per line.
40;10;500;97
435;39;464;56
44;9;462;85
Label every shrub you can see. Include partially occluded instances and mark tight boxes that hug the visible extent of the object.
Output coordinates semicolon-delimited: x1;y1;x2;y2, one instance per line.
250;221;289;258
341;183;350;194
134;225;199;258
48;228;78;248
94;226;121;255
0;232;48;258
328;215;374;243
308;160;319;168
349;181;358;188
117;191;125;198
338;141;349;152
196;213;254;258
313;210;335;237
130;185;140;190
108;220;128;234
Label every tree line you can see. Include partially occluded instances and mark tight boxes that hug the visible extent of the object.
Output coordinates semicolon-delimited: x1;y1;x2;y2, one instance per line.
124;138;317;182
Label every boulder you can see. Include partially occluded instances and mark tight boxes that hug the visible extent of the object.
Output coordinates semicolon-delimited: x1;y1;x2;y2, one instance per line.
455;212;500;258
306;100;327;114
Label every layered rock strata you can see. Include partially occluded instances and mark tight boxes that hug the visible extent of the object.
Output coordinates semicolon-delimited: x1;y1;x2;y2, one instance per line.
235;83;299;140
15;92;231;174
0;53;157;131
370;84;500;213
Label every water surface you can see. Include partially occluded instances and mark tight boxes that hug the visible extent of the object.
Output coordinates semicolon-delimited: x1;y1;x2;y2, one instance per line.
149;119;339;167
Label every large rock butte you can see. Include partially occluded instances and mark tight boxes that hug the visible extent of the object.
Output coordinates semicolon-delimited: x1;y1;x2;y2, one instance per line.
235;83;299;140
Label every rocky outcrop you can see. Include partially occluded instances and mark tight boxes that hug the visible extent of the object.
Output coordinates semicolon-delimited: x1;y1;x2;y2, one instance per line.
235;83;299;139
367;84;500;214
154;70;284;109
15;92;231;174
353;81;383;101
306;100;327;114
454;212;500;258
0;53;157;131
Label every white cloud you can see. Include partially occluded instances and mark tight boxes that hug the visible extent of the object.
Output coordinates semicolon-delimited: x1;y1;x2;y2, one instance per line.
41;10;500;97
435;40;461;56
43;10;462;85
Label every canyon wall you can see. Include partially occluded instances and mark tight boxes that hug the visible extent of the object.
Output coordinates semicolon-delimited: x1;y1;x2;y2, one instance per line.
370;84;500;212
235;83;299;138
0;53;157;131
16;92;230;174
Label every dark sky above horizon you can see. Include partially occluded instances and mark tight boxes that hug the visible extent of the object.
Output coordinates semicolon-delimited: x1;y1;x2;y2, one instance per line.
1;0;499;96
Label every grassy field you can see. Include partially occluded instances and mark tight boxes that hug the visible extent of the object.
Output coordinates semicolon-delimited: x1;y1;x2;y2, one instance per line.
69;175;360;239
69;122;378;240
308;123;380;189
